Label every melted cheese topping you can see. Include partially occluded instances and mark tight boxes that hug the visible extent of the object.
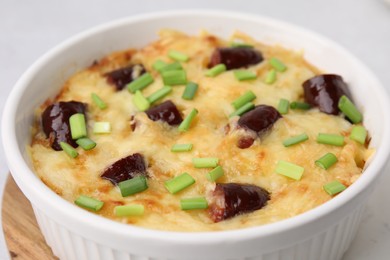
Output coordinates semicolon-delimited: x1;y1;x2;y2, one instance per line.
30;30;372;231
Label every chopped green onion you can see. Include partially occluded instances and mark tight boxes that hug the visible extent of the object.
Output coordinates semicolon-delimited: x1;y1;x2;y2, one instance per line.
93;122;111;134
269;57;287;72
168;50;189;62
192;157;219;168
230;42;253;48
60;142;78;158
290;101;311;110
180;197;208;210
338;95;363;123
114;205;144;217
265;69;277;84
133;90;150;111
178;108;198;132
75;195;104;211
91;93;107;110
69;113;87;140
283;133;309;147
350;125;367;144
229;102;255;118
277;98;289;114
152;60;167;71
234;70;257;81
323;180;346;196
205;64;226;77
206;166;224;182
275;160;304;180
182;82;198;100
127;72;154;93
146;86;172;104
317;133;344;146
162;70;187;86
160;62;183;72
118;176;148;197
76;137;96;150
315;153;338;170
231;91;256;110
171;143;193;152
164;173;195;194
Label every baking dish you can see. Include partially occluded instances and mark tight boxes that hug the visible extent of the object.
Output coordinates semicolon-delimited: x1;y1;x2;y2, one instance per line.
2;10;390;260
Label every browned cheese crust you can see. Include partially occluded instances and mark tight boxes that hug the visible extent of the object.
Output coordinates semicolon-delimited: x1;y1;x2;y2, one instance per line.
29;30;372;231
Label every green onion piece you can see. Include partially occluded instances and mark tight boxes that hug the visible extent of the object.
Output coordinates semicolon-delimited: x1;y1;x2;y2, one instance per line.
171;143;193;152
93;122;111;134
290;101;311;110
164;173;195;194
277;98;289;114
178;108;198;132
231;91;256;110
315;153;338;170
118;176;148;197
160;62;183;72
323;180;346;196
350;125;367;144
152;60;167;71
133;90;150;111
114;205;144;217
75;195;104;211
69;113;87;140
192;157;219;168
168;50;189;62
269;57;287;72
283;133;309;147
265;69;277;84
234;70;257;81
230;42;253;48
76;137;96;151
205;64;227;77
180;197;208;210
162;70;187;86
60;142;79;158
275;160;304;180
317;133;344;146
182;82;198;100
206;166;224;182
338;95;363;123
127;72;154;93
91;93;107;110
146;86;172;104
229;102;255;118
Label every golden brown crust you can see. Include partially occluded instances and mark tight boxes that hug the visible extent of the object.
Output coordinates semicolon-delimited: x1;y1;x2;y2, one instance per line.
29;30;373;232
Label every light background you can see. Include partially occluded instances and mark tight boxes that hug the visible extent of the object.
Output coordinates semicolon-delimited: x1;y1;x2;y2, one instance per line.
1;0;389;259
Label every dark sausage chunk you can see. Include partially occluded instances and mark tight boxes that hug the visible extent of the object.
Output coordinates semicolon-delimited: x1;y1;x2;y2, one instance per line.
145;100;183;126
101;153;147;185
237;136;255;149
303;74;351;115
105;64;146;91
209;47;263;70
41;101;87;151
209;183;270;222
238;105;281;133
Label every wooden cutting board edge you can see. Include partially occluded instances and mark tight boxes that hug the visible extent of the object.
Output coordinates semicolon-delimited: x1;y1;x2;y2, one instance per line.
2;175;57;260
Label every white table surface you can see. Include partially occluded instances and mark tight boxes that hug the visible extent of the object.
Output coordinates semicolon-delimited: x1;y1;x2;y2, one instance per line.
1;0;390;259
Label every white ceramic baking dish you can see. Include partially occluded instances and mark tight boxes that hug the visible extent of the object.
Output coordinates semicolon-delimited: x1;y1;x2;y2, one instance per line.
2;10;390;260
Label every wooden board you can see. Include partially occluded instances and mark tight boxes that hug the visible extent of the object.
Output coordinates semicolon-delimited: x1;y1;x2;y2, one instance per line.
2;176;57;260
